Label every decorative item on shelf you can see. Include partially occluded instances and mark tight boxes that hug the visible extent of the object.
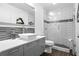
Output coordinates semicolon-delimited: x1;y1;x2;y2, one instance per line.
77;4;79;22
77;17;79;22
16;17;24;24
28;21;34;26
77;11;79;22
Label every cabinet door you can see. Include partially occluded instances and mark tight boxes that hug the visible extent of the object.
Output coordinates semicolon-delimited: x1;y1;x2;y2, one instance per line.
0;46;23;56
24;44;45;56
32;45;45;56
33;38;45;55
6;46;23;56
24;45;37;56
24;40;37;56
24;39;45;56
0;48;19;56
19;46;24;56
24;44;34;56
7;49;19;56
8;46;23;56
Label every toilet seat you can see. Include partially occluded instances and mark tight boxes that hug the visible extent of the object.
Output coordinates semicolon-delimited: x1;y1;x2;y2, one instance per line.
45;40;54;46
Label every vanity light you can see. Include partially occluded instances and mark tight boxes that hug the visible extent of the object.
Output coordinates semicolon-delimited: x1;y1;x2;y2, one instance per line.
49;12;55;16
52;3;56;5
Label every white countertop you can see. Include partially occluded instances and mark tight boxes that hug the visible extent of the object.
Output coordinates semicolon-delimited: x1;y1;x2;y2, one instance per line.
0;36;45;53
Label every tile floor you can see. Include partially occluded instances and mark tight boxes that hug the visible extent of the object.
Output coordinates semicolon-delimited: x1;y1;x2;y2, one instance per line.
41;49;72;56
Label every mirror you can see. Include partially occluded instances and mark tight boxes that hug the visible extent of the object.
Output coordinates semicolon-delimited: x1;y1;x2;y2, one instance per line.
9;3;35;26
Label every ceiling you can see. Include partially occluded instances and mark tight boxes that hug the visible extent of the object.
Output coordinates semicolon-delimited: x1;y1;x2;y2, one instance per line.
8;3;35;16
38;3;75;13
8;3;75;16
8;3;75;20
37;3;75;20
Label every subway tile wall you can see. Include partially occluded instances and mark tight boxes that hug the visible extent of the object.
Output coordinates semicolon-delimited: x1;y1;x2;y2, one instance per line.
0;27;23;41
24;28;35;33
0;27;35;41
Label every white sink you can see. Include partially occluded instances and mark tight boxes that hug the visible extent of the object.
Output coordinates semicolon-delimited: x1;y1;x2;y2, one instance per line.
18;33;36;41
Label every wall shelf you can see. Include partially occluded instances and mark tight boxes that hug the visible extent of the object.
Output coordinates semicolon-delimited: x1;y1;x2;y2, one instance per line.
0;22;35;28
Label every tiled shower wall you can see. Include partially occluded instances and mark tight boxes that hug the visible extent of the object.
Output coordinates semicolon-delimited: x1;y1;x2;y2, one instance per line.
44;21;74;48
0;27;35;41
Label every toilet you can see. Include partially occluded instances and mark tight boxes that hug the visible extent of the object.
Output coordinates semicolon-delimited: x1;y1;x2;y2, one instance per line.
45;40;54;53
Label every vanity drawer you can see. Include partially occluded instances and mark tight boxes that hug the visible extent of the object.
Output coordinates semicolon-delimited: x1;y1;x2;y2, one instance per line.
7;48;19;56
23;37;45;56
0;46;19;56
0;50;9;56
24;40;37;48
0;45;23;56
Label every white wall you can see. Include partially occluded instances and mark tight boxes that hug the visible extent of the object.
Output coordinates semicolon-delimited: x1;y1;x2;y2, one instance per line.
35;4;44;35
0;3;28;25
75;4;79;55
46;4;75;21
28;13;35;25
75;23;79;55
73;3;79;56
48;7;74;20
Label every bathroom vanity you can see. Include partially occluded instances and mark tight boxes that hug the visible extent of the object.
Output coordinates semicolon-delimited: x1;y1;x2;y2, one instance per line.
0;36;45;56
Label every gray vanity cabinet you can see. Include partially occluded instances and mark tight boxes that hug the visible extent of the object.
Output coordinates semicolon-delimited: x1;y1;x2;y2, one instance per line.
24;38;45;56
0;37;45;56
24;43;42;56
24;44;37;56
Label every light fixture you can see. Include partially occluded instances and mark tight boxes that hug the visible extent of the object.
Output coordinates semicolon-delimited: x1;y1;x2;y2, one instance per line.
49;12;55;16
26;3;35;8
52;3;57;5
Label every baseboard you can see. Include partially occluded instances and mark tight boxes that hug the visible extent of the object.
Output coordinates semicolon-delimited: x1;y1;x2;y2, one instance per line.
52;46;70;53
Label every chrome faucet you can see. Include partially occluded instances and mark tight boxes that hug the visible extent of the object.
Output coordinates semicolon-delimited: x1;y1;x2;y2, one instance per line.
10;30;17;39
